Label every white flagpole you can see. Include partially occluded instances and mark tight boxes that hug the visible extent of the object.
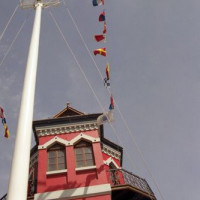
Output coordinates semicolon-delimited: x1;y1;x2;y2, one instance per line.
7;2;43;200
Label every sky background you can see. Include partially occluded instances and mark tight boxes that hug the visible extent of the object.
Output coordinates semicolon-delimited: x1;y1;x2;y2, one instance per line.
0;0;200;199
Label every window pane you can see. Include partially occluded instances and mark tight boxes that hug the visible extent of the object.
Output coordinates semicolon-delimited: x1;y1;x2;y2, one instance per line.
85;153;93;160
48;158;56;164
75;141;95;168
84;147;92;153
58;157;65;163
58;150;64;157
48;151;56;158
47;144;66;171
48;164;56;171
58;163;65;170
75;148;82;154
76;161;84;168
76;154;83;161
86;160;94;166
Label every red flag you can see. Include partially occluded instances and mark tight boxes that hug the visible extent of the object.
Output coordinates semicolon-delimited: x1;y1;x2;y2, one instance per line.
99;11;105;22
93;34;106;42
93;48;106;56
0;107;4;118
109;94;114;110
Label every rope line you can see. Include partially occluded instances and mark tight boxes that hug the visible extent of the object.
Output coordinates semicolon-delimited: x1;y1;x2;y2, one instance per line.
49;10;155;200
49;11;105;113
63;4;165;200
49;9;140;177
0;19;27;70
0;4;19;41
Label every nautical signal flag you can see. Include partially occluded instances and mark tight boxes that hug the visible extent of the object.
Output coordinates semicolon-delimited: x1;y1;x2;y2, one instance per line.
109;94;114;110
0;107;4;118
93;48;106;56
93;0;104;6
103;22;107;34
2;118;9;138
0;107;10;138
104;63;110;87
99;11;105;22
104;78;110;88
106;63;110;80
94;34;106;42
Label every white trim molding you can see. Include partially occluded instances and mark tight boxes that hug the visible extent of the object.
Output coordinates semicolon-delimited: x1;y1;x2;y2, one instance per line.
46;169;67;175
75;165;96;171
38;133;100;150
104;157;120;169
34;183;111;200
70;133;100;145
38;136;68;149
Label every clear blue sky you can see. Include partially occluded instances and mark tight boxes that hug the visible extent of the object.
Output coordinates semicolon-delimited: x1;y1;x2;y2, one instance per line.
0;0;200;199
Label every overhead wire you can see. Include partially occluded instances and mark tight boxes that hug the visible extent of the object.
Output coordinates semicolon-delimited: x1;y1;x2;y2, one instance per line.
49;10;155;200
61;3;165;200
0;18;27;70
0;4;19;41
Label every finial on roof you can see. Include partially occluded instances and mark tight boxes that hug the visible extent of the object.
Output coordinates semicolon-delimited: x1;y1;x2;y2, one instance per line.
66;101;70;107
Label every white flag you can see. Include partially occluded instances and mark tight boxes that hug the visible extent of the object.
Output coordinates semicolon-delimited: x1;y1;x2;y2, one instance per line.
97;110;114;125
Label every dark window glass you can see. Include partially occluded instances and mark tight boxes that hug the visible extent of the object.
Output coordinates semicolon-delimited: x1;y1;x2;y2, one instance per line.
47;143;66;171
74;141;95;168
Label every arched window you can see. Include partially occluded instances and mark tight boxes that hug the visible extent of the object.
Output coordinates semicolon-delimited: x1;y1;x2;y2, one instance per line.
47;143;66;171
74;140;95;168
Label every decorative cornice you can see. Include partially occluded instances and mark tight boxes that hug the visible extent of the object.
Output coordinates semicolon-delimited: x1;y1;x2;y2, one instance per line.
35;122;98;137
102;144;121;161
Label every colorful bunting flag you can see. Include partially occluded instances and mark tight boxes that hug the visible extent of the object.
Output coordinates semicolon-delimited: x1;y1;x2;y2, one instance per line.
103;21;107;34
2;120;9;138
104;78;110;88
94;34;106;42
0;107;4;118
99;11;105;22
104;63;110;87
0;107;10;138
106;63;110;80
93;48;106;56
109;94;114;110
93;0;104;6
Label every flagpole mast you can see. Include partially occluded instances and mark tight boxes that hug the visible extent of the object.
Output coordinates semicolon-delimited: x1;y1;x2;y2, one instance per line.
7;0;59;199
7;1;43;199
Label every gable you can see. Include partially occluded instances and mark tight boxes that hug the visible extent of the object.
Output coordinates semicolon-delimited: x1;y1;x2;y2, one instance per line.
53;105;84;118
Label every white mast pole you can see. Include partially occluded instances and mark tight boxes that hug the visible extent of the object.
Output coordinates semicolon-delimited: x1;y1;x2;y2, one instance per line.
7;1;43;200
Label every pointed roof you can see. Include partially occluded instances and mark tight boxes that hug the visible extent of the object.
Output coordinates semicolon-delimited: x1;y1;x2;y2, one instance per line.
53;102;84;118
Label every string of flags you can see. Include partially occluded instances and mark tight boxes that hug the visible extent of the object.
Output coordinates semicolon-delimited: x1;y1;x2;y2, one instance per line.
92;1;115;125
0;107;10;138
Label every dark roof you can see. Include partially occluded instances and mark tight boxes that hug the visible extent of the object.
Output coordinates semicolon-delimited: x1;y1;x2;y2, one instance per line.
53;105;84;118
